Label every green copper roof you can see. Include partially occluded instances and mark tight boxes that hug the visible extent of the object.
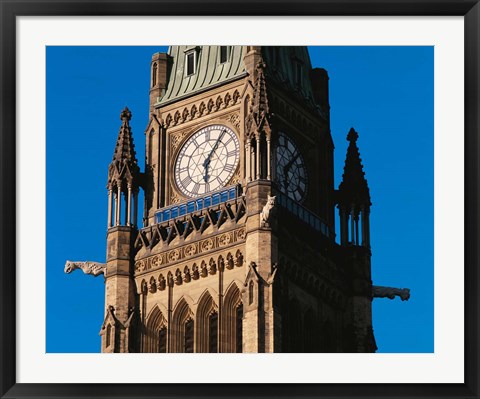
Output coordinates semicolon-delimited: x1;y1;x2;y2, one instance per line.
156;46;321;115
156;46;246;106
261;46;320;113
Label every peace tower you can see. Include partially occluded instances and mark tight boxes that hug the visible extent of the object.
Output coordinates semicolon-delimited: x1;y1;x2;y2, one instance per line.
66;46;409;353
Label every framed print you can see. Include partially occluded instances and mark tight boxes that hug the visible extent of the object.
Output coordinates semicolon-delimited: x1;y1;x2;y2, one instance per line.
1;1;479;398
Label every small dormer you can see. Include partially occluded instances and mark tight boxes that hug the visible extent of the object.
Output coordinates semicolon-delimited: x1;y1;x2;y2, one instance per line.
219;46;231;64
184;46;199;76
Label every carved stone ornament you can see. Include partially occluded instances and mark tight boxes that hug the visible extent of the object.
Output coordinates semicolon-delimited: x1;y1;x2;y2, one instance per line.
64;260;106;277
260;195;276;226
134;227;246;275
372;286;410;301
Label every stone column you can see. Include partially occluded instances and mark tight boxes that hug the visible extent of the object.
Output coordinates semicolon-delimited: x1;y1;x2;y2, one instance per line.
256;134;261;179
266;136;271;180
340;207;347;246
246;140;251;182
116;186;122;226
107;189;113;228
350;208;355;245
133;191;138;228
363;207;370;248
355;212;359;246
127;186;132;226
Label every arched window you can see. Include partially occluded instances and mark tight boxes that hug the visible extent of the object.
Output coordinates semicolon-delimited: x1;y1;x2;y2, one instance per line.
184;319;194;353
249;281;254;305
287;299;303;352
172;298;194;353
152;62;157;87
106;324;112;348
145;306;167;353
223;283;243;353
304;309;317;353
158;327;167;353
196;291;218;353
148;130;154;165
208;311;218;353
323;319;335;353
236;304;243;353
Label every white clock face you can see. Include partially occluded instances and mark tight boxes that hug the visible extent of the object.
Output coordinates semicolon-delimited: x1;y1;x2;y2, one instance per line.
174;125;240;198
275;132;308;202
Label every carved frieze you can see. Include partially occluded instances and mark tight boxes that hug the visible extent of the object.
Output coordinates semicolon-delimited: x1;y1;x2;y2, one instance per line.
134;227;246;276
163;89;241;130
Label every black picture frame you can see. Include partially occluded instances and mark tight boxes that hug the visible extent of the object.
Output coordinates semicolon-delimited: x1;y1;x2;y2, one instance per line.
1;1;478;398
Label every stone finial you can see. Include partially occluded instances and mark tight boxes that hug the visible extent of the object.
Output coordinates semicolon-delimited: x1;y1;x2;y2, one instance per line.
347;127;359;143
120;106;132;122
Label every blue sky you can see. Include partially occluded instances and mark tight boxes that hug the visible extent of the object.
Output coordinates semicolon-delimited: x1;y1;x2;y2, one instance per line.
46;46;433;353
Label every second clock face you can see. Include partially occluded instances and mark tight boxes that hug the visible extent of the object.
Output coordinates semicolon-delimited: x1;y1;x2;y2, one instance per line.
174;124;240;198
275;132;308;202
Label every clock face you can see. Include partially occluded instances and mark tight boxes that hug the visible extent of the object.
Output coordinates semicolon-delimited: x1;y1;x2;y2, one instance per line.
174;125;240;198
275;132;308;202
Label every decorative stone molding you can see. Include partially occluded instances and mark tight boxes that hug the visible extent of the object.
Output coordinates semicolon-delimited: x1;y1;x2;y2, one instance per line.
135;196;247;252
269;92;320;139
227;113;241;130
163;89;241;130
170;193;180;204
135;227;246;275
138;250;245;293
279;257;345;309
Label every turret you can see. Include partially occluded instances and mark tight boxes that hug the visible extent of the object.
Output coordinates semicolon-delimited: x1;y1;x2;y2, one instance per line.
106;107;141;229
337;128;376;352
101;107;141;353
337;128;371;248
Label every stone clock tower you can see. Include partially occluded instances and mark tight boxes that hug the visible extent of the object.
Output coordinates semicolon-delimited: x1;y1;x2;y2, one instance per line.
66;46;409;353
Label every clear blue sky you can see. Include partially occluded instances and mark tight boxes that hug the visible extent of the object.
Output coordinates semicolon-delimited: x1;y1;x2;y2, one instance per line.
46;46;433;353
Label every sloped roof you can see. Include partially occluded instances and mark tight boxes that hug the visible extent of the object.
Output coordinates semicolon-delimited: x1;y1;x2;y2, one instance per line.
157;46;246;106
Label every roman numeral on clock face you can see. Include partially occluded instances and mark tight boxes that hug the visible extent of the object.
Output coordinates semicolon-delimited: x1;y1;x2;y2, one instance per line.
191;183;200;195
181;176;191;187
224;164;235;173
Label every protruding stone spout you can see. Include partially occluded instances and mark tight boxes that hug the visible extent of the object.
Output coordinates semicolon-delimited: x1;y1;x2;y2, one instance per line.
64;260;106;277
372;286;410;301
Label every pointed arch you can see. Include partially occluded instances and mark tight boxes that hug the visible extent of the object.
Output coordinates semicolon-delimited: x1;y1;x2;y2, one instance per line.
287;297;303;352
144;305;167;353
322;317;336;353
196;290;218;353
304;308;318;353
105;324;112;349
152;62;157;87
171;297;194;353
222;281;243;353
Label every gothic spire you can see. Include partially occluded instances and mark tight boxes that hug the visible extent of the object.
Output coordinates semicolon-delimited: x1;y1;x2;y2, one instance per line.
246;61;271;138
338;128;371;207
107;107;140;190
251;61;270;119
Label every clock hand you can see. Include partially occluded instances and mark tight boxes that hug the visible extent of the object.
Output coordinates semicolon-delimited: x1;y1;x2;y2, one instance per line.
202;129;226;182
283;153;300;189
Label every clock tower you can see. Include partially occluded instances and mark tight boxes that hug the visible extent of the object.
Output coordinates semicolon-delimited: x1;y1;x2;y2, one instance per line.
99;46;377;353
